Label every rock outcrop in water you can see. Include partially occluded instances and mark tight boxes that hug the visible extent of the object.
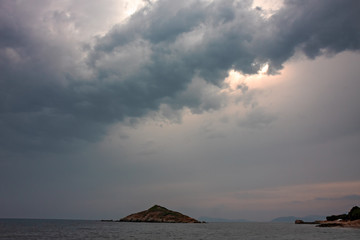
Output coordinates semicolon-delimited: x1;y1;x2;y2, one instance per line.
119;205;201;223
324;206;360;222
295;206;360;228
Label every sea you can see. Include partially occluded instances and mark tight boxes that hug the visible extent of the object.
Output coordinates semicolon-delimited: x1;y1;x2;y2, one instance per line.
0;219;359;240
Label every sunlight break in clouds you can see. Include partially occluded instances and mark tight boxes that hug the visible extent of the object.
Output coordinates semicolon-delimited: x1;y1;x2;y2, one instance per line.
224;62;269;91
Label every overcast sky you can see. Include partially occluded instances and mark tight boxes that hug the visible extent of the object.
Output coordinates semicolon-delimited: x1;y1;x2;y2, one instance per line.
1;0;360;221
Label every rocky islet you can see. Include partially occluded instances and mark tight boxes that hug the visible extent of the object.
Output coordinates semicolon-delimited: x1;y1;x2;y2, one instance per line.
108;205;201;223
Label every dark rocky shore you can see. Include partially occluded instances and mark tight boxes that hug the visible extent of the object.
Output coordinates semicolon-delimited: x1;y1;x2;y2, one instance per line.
295;206;360;228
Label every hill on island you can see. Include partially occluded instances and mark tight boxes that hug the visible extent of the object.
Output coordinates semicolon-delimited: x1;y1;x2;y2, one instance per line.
119;205;201;223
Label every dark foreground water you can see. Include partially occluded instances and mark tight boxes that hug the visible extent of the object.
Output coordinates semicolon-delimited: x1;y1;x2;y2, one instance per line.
0;219;359;240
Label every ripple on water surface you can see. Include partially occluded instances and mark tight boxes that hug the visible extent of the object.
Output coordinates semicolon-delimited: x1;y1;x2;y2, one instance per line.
0;220;359;240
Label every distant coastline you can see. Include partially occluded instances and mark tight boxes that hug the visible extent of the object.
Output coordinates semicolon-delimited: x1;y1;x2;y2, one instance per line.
272;215;325;223
198;216;248;223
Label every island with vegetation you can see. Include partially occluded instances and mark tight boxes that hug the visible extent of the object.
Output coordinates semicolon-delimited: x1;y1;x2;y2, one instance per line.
117;205;201;223
295;206;360;228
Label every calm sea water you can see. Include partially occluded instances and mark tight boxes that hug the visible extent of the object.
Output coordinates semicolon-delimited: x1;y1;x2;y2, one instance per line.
0;219;359;240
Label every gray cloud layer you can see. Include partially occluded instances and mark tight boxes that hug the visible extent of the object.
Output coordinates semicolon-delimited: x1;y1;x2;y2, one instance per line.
0;0;359;154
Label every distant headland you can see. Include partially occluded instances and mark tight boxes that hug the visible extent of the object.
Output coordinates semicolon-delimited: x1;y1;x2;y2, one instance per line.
102;205;201;223
295;206;360;228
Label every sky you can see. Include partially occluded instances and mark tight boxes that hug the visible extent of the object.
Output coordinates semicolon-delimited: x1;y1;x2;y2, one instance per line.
0;0;360;221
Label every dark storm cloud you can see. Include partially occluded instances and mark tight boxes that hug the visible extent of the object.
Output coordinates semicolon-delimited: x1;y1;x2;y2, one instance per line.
0;0;359;154
264;0;360;70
